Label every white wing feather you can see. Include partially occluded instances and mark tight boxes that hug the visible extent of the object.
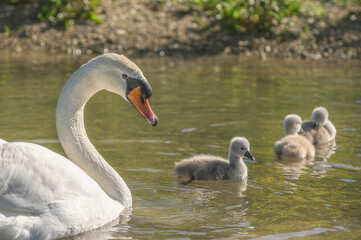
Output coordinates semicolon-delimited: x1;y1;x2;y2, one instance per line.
0;141;122;239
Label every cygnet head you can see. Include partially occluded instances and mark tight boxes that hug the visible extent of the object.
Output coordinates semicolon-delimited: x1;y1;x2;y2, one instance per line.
311;107;329;127
284;114;302;135
229;137;255;161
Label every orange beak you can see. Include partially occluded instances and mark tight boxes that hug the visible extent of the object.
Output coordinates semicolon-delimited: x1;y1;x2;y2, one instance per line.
127;87;158;126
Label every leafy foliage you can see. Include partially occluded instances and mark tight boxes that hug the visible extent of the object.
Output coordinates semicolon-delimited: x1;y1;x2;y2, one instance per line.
187;0;303;32
184;0;359;33
7;0;103;28
5;0;359;31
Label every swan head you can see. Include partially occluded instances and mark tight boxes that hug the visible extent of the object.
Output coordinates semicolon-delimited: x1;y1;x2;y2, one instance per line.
311;107;328;128
284;114;302;135
229;137;255;161
87;53;158;126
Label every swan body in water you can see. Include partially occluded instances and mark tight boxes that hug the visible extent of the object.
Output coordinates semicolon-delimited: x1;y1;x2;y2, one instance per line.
274;114;315;159
174;137;255;184
0;53;158;239
302;107;336;145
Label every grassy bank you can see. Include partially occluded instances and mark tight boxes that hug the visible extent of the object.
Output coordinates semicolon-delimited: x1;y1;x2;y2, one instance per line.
6;0;103;28
6;0;360;32
1;0;360;59
184;0;360;33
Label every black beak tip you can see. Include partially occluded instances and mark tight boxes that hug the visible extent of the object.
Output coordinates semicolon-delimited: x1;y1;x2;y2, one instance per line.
245;151;255;161
151;117;158;127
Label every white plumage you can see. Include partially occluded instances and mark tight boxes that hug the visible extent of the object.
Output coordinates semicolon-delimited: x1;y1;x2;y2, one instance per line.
274;114;315;159
0;142;121;239
302;106;336;145
0;53;158;239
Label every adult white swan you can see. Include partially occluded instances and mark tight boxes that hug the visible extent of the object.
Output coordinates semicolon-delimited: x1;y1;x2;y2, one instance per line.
0;53;158;239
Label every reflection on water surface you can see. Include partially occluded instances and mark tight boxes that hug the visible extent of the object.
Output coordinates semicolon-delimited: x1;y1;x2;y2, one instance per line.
0;54;360;239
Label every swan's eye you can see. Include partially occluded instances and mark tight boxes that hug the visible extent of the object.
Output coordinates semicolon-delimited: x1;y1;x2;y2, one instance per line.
240;147;244;150
122;74;128;80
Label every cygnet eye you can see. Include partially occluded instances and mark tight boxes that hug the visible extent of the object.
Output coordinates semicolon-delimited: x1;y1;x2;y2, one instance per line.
122;74;128;80
240;147;244;150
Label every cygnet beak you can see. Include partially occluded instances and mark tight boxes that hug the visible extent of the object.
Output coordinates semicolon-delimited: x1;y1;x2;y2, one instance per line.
127;87;158;126
245;151;255;161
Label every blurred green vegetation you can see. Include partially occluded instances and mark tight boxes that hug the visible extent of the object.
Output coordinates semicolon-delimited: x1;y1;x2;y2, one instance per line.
189;0;303;32
4;0;360;31
6;0;103;28
184;0;359;32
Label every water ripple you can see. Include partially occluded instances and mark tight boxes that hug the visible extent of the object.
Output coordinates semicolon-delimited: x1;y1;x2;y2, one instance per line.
251;226;347;240
326;162;361;170
210;121;236;127
340;178;357;182
156;152;180;156
181;127;196;133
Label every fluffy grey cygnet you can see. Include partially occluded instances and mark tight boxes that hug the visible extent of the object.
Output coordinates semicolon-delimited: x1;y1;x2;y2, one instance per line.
274;114;315;159
174;137;255;184
302;107;336;145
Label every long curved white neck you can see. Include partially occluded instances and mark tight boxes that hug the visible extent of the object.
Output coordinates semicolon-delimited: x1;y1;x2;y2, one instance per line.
56;60;131;207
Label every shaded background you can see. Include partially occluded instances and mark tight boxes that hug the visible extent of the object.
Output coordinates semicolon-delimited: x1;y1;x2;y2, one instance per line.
0;0;360;59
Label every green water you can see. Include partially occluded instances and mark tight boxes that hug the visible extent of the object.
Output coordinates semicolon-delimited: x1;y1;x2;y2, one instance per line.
0;54;360;239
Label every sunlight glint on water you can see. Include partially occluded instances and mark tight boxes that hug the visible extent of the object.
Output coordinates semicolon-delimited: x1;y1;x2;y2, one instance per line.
0;54;360;239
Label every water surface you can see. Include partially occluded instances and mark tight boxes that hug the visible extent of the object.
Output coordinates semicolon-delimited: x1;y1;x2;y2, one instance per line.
0;53;360;239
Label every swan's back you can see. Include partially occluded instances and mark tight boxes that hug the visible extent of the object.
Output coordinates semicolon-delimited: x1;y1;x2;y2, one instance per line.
302;120;335;145
275;114;315;159
174;154;229;180
274;135;315;159
302;107;336;145
0;142;122;239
